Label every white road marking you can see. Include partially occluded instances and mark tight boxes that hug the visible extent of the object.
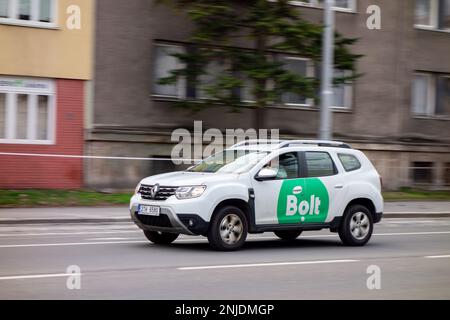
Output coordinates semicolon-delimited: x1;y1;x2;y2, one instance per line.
176;231;450;242
0;240;147;248
381;220;450;224
374;231;450;236
0;230;140;237
1;231;450;248
385;212;450;214
85;237;133;241
424;255;450;259
0;273;81;281
0;216;130;222
178;259;359;270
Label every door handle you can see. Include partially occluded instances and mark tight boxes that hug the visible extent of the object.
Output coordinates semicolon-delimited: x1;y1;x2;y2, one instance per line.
334;184;344;189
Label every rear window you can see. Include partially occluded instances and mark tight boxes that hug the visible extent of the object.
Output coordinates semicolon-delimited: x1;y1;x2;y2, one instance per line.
338;153;361;172
305;152;336;177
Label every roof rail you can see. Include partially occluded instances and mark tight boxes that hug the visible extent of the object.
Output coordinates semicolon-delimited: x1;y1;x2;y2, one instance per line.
230;139;352;149
279;140;352;149
230;139;282;149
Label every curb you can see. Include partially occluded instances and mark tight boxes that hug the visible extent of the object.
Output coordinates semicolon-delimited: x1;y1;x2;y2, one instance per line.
1;213;450;225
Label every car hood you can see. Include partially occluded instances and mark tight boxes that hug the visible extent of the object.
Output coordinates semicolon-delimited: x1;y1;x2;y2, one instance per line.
139;171;240;186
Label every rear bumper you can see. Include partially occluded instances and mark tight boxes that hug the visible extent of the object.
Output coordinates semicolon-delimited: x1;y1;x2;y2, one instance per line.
373;211;383;223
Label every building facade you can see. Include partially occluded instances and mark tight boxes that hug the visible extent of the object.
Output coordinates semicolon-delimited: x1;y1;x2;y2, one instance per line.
88;0;450;191
0;0;94;188
2;0;443;191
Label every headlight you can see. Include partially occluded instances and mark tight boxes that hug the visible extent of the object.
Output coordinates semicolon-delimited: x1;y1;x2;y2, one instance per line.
134;183;141;195
175;185;206;199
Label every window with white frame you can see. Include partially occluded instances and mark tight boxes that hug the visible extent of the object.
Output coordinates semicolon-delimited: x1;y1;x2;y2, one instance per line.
331;69;353;109
411;72;450;117
415;0;435;27
0;77;55;144
415;0;450;31
0;0;56;27
153;44;186;98
317;0;355;10
290;0;356;12
281;57;314;106
412;73;432;116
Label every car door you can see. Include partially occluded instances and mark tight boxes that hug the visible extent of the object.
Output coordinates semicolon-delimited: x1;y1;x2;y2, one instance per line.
301;151;347;223
252;151;303;225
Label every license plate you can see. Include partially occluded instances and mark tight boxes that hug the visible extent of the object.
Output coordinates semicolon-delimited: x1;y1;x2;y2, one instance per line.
138;205;160;216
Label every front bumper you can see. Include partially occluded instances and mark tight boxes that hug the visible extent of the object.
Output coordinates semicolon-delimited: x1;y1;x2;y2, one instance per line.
130;202;209;236
373;211;383;223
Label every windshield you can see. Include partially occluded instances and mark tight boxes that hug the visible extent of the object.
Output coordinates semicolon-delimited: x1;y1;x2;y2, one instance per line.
187;150;269;174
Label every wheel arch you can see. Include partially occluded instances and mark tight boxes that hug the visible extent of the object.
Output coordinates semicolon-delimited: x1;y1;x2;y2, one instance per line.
344;198;376;219
211;198;252;228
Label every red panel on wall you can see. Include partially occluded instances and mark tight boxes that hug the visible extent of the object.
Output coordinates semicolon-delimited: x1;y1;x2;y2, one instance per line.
0;79;84;189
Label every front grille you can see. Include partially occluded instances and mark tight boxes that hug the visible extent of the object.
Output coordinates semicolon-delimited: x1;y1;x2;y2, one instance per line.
135;213;172;228
139;184;178;201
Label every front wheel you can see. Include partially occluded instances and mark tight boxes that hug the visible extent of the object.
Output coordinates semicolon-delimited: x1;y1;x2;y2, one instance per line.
338;205;373;246
274;230;302;241
144;230;179;244
207;206;248;251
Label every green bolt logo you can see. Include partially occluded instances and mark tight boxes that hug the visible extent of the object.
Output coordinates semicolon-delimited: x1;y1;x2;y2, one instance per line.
277;178;329;224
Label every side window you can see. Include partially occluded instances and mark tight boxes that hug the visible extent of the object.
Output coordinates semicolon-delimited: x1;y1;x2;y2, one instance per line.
264;152;299;179
305;152;336;177
338;153;361;172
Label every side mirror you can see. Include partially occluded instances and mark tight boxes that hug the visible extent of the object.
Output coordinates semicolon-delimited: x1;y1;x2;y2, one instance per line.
255;168;278;181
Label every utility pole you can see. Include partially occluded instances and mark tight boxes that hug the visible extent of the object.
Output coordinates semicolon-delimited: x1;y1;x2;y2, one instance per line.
319;0;335;141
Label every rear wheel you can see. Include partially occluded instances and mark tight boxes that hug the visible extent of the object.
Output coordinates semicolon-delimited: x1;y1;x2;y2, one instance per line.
207;206;248;251
274;230;302;241
338;204;373;246
143;230;179;244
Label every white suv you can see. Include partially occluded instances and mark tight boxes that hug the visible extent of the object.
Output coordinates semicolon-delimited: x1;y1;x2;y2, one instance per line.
130;140;383;251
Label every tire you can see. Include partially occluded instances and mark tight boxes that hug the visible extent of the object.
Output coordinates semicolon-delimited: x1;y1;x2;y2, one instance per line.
274;230;302;241
207;206;248;251
143;230;179;244
338;204;373;246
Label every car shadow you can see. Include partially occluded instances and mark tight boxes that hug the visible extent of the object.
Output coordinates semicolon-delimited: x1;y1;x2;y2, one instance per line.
165;237;349;252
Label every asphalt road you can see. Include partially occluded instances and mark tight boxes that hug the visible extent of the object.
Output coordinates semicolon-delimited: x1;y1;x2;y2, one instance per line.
0;217;450;299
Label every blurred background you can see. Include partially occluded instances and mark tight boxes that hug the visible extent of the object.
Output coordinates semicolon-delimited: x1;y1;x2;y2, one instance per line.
0;0;449;202
0;1;450;301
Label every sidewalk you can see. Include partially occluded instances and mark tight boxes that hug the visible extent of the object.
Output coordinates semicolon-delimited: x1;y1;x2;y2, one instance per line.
0;206;130;224
0;202;449;224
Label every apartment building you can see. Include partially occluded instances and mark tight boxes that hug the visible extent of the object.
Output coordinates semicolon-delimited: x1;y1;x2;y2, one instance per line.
91;0;448;190
0;0;94;188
